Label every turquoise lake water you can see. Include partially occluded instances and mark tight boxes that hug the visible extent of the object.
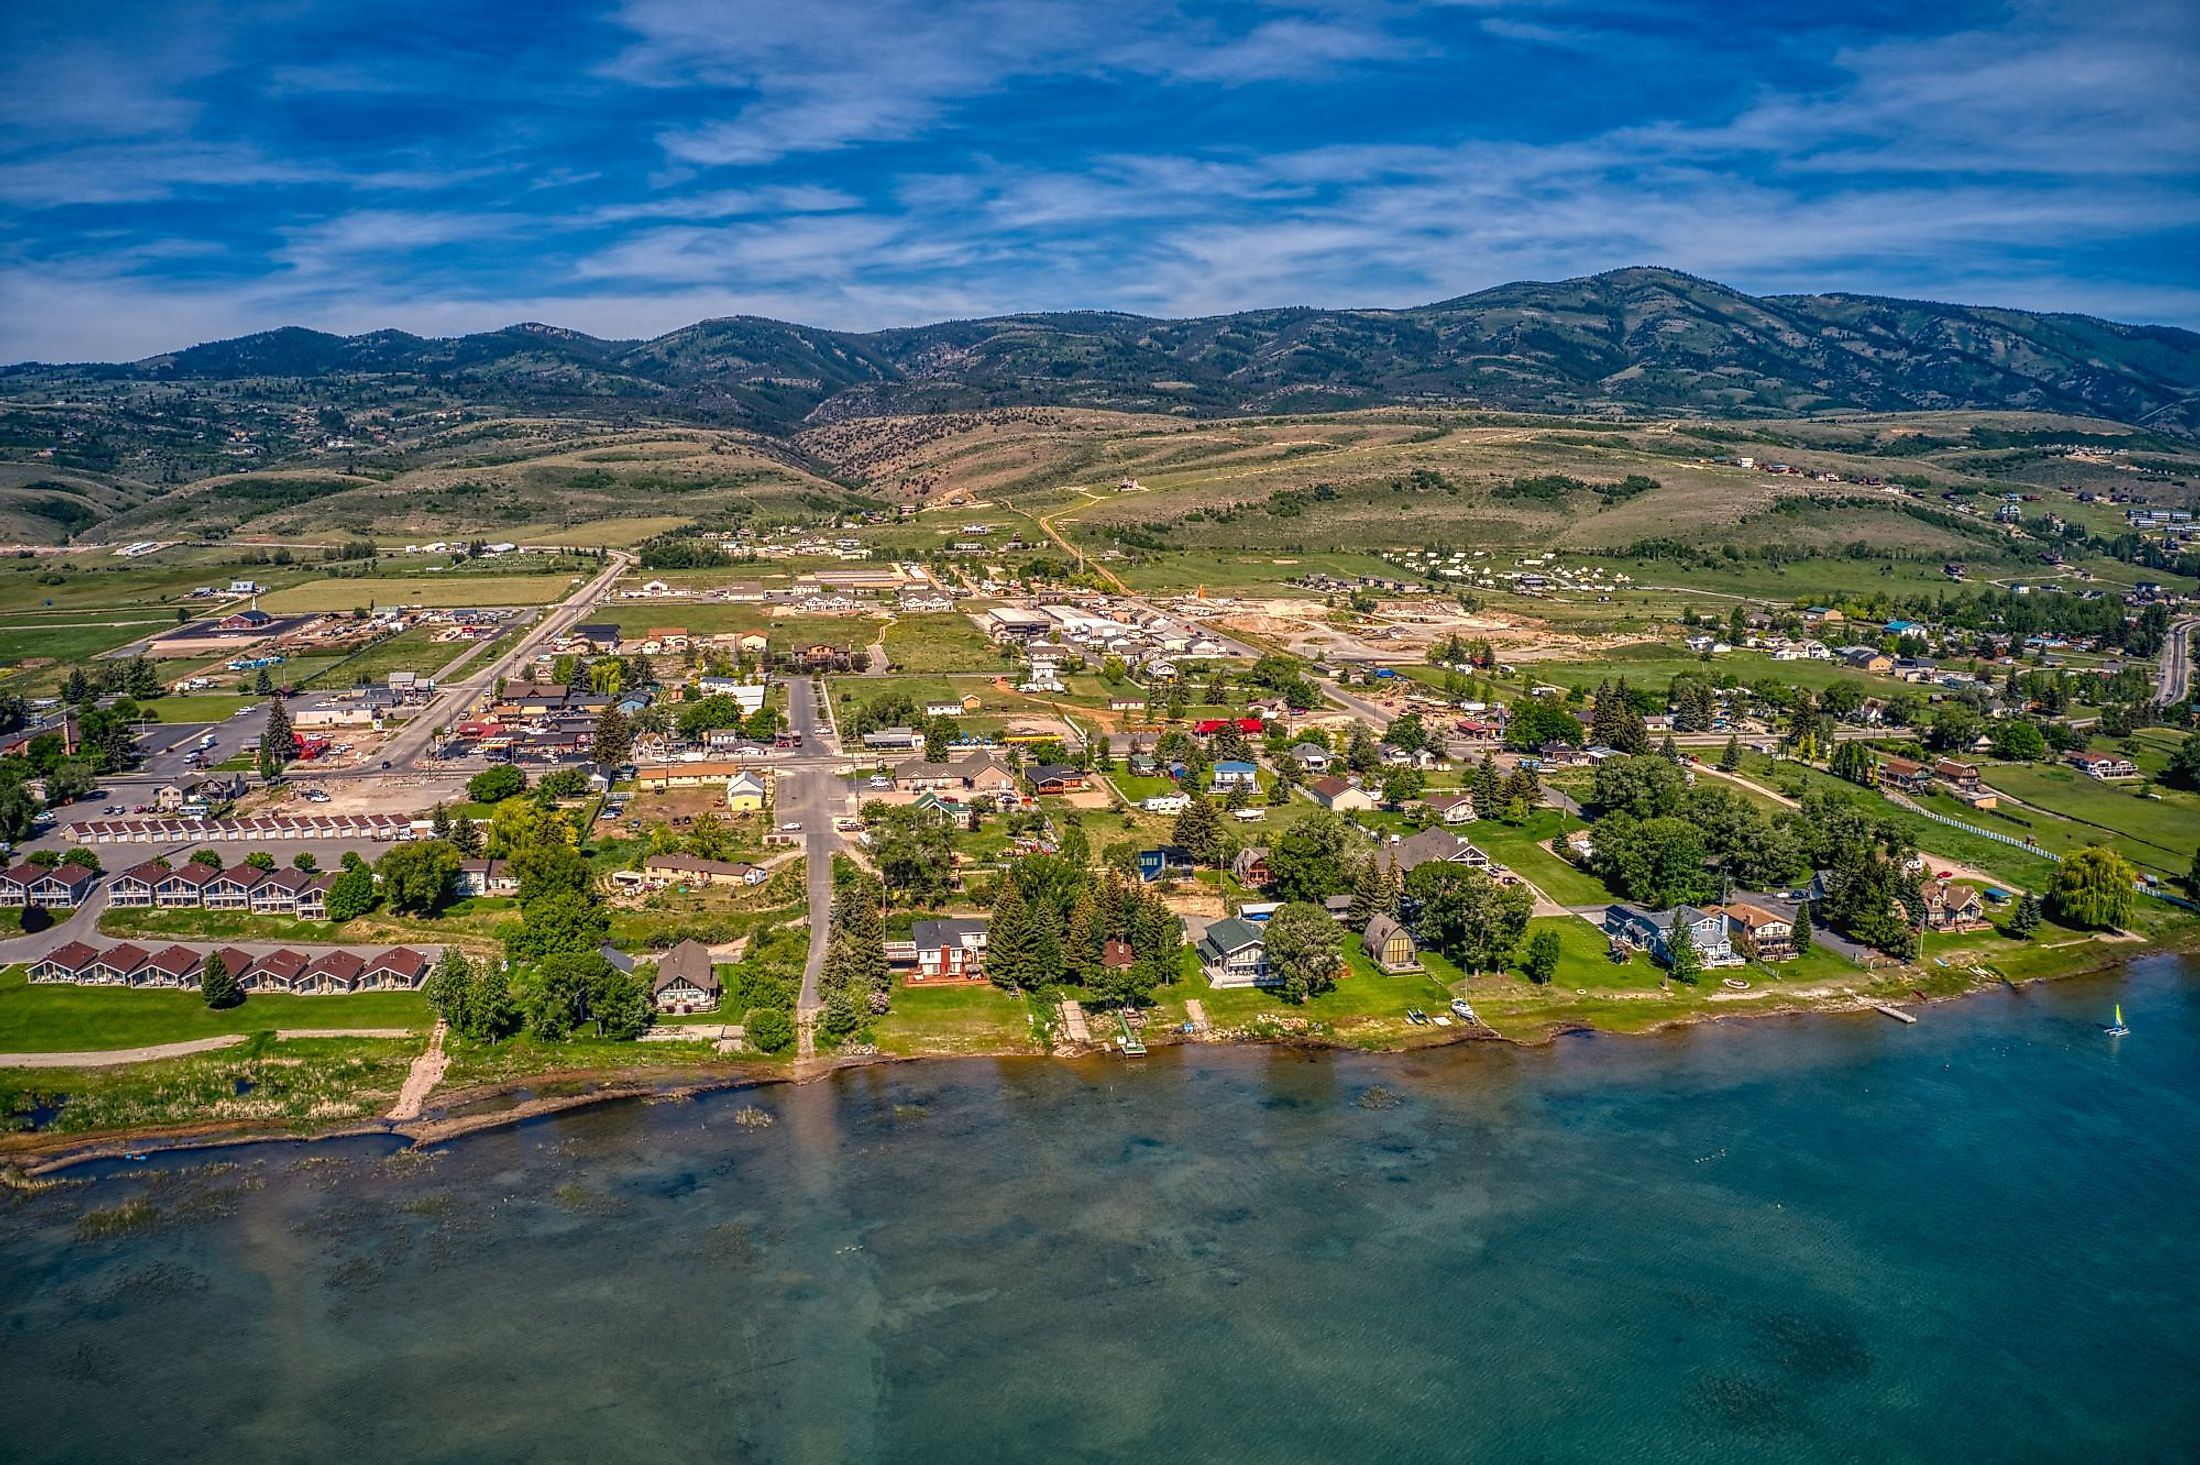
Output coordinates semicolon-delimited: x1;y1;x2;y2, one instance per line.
3;958;2197;1463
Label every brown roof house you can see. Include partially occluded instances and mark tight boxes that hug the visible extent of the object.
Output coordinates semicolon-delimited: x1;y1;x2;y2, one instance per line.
649;939;721;1013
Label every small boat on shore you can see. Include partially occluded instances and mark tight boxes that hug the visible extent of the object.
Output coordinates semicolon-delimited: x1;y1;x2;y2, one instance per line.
2105;1004;2130;1037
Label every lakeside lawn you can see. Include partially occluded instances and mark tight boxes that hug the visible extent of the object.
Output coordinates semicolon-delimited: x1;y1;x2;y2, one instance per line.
0;965;429;1053
1977;763;2200;878
870;982;1046;1057
0;1036;422;1139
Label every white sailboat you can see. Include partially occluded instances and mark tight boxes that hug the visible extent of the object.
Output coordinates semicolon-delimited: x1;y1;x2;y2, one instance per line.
2105;1004;2130;1037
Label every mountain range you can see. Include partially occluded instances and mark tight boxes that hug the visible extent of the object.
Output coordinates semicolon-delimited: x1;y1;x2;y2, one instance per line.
22;267;2200;438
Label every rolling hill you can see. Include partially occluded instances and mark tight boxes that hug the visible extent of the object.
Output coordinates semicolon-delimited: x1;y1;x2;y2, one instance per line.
18;268;2200;439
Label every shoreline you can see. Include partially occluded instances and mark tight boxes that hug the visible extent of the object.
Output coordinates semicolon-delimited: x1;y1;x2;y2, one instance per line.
4;933;2180;1177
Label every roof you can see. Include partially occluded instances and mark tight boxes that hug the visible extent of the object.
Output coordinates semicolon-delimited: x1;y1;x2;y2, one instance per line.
1388;829;1473;872
1213;760;1257;773
1308;775;1354;799
1199;915;1264;958
651;938;720;997
37;940;100;970
1362;914;1411;955
95;942;150;973
365;947;429;978
1101;938;1137;968
1713;902;1788;930
1028;763;1081;784
145;944;202;978
912;917;988;949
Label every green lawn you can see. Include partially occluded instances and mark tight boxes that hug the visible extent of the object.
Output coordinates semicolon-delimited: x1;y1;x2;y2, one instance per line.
1979;762;2200;878
0;1036;422;1138
880;613;996;673
299;623;478;688
140;694;257;723
0;965;430;1052
871;982;1045;1056
1461;810;1614;906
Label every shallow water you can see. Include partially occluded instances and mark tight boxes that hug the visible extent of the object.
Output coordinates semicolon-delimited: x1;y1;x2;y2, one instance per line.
4;960;2197;1464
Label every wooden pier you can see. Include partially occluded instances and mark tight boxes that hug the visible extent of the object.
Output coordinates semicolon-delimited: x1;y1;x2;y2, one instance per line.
1863;1000;1917;1024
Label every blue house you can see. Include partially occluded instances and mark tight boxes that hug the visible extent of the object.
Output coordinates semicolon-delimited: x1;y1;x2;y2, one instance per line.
1137;846;1195;883
1210;760;1259;792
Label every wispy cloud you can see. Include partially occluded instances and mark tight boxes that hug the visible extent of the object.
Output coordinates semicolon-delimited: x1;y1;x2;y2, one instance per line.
0;0;2194;361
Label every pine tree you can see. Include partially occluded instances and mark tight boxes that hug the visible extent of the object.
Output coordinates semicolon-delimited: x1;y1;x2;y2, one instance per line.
200;950;242;1009
1383;857;1405;919
1718;735;1742;772
986;878;1045;991
1791;899;1813;954
1064;886;1105;985
592;705;632;767
2008;891;2042;940
1473;753;1502;815
1659;734;1679;762
1664;917;1703;984
430;803;453;841
1347;858;1387;929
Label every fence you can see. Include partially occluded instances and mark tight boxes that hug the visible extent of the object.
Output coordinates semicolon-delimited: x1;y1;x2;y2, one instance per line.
1882;790;2062;863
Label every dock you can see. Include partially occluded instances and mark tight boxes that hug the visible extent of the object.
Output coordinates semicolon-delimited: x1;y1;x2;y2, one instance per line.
1117;1012;1147;1056
1863;1000;1917;1024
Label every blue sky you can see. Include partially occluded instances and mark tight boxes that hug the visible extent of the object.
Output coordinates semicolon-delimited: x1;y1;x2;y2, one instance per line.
1;0;2195;360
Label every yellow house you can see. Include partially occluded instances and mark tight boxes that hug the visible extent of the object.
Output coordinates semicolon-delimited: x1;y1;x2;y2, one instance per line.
725;771;770;812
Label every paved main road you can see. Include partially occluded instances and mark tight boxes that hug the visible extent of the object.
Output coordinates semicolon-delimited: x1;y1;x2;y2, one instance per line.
774;675;850;1022
2159;616;2200;705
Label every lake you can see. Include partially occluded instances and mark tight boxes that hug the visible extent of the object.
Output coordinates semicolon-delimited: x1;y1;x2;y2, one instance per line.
3;958;2196;1463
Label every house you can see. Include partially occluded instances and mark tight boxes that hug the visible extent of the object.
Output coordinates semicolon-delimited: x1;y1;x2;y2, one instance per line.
109;859;169;909
8;862;97;909
299;950;366;994
1307;776;1377;813
1197;915;1271;988
1710;903;1796;960
1919;880;1988;932
1287;743;1331;773
639;854;770;889
650;939;721;1012
204;865;265;910
251;867;315;914
862;726;923;753
1604;904;1735;966
908;918;988;982
238;948;308;994
362;948;430;990
1423;792;1478;825
1142;793;1190;814
725;770;770;812
28;940;100;983
2069;751;2138;780
1840;647;1894;675
1933;759;1983;792
1876;756;1935;793
1101;939;1137;973
1210;760;1258;793
571;624;623;652
458;858;521;898
1027;764;1085;796
1361;914;1419;973
961;755;1018;799
143;862;210;908
1230;846;1272;887
295;874;337;921
86;942;150;986
924;695;983;718
1137;846;1196;883
140;944;204;989
1388;829;1491;874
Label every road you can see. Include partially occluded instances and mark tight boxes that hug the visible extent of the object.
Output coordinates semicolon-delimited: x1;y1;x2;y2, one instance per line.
327;548;637;778
774;675;849;1023
2159;616;2200;704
